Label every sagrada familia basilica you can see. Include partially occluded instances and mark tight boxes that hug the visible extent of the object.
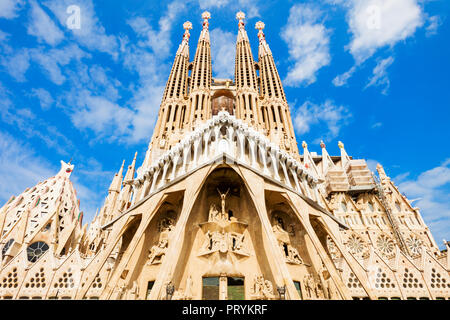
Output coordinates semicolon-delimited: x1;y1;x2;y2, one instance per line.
0;12;449;300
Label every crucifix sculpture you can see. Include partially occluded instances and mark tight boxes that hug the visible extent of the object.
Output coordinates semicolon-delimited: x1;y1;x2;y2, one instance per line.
217;188;230;220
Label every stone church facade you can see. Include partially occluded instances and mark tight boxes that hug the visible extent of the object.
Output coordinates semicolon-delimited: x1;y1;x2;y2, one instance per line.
0;12;448;300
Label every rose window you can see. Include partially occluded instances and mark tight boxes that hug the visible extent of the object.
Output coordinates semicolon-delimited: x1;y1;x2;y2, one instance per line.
26;241;49;263
406;235;423;256
376;235;395;258
346;234;366;256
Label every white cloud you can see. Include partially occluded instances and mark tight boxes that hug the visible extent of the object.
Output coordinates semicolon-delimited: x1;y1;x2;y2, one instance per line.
365;56;394;95
346;0;424;64
0;0;24;19
128;1;187;58
198;0;260;18
281;4;331;87
210;28;235;79
30;44;90;85
43;0;118;58
332;0;424;87
0;30;10;42
27;0;64;46
293;100;352;141
371;122;383;129
0;130;111;224
31;88;54;110
425;15;442;37
0;49;30;82
71;94;134;141
366;159;379;173
0;130;55;204
397;160;450;246
332;65;357;87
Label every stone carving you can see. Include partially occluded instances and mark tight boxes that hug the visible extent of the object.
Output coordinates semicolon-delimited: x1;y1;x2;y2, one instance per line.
158;217;175;233
126;281;139;300
200;230;248;256
199;191;249;257
271;214;290;243
326;235;342;261
217;188;230;220
406;234;423;256
376;234;395;258
147;217;176;265
303;274;315;299
147;239;168;265
303;274;324;299
346;234;368;259
251;275;275;300
208;204;221;222
172;275;194;300
286;245;303;265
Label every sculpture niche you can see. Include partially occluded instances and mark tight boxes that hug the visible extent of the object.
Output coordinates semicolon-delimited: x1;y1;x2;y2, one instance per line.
147;217;175;265
198;188;249;257
271;213;303;265
250;275;275;300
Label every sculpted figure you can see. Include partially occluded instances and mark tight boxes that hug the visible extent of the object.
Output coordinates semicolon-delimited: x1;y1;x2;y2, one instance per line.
172;276;193;301
217;188;230;220
287;245;303;264
148;239;168;265
252;275;274;300
127;281;139;300
208;204;220;222
230;233;245;252
304;274;315;299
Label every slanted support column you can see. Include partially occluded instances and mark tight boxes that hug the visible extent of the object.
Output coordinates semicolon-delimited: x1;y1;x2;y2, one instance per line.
170;153;180;181
239;167;299;300
149;166;212;299
269;148;280;181
280;157;292;188
150;169;161;194
97;193;168;300
202;130;211;163
248;136;257;168
258;142;270;175
285;191;359;300
289;167;301;193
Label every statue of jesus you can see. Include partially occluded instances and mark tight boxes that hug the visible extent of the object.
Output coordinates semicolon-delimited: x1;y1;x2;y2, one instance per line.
217;188;230;220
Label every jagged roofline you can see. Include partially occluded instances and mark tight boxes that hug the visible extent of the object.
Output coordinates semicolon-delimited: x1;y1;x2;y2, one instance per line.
104;153;347;231
136;111;319;184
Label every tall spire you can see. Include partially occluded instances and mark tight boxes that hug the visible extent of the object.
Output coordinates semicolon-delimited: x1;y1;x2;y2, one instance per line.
199;11;211;41
256;21;298;156
147;22;192;165
109;160;125;193
186;11;213;126
234;11;260;127
124;152;138;182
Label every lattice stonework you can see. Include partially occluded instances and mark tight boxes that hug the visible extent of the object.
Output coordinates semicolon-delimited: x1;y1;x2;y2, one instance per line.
24;268;47;290
1;267;18;290
347;272;363;289
401;268;424;290
373;268;396;290
54;270;76;289
430;268;450;290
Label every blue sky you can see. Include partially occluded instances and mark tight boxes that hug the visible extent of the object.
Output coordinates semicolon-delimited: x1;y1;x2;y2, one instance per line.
0;0;449;247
